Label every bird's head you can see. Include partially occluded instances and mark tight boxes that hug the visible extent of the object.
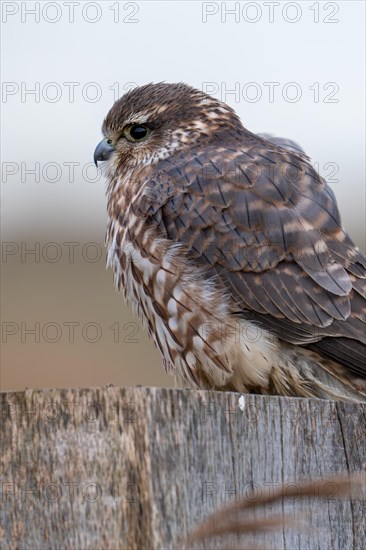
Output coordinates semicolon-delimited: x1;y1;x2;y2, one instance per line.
94;82;242;171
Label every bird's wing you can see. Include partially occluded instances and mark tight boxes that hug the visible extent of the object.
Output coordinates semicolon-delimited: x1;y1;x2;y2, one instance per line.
135;130;366;377
257;132;307;156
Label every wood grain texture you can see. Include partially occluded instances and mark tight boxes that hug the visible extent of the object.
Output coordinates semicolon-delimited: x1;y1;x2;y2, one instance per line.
1;387;365;549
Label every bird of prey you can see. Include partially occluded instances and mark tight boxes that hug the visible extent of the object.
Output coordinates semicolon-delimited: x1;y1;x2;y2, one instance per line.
94;82;366;401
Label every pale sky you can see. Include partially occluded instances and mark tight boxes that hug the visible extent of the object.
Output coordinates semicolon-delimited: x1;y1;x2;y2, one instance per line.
2;0;365;248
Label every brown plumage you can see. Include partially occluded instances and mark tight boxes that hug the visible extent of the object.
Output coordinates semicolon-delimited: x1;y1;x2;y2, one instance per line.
94;82;366;401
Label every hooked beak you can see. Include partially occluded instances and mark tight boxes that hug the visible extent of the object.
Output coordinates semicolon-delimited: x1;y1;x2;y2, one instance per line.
94;138;115;167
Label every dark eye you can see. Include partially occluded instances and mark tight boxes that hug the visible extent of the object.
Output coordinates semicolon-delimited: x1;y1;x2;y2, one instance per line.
124;123;150;142
130;124;148;140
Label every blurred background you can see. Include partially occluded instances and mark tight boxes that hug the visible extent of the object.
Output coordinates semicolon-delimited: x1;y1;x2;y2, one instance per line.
1;1;365;391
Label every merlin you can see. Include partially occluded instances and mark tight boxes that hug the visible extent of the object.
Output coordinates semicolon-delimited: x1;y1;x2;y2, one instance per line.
94;83;366;401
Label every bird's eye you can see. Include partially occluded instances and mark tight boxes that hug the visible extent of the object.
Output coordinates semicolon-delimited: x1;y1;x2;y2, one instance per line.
123;124;150;142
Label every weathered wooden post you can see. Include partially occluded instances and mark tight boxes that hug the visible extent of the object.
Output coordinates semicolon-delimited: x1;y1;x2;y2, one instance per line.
1;387;365;549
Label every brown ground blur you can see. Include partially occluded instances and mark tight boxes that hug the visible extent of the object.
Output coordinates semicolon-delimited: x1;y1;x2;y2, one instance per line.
1;237;173;391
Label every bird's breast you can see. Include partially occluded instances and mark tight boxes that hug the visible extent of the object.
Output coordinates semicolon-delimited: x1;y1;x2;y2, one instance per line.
106;214;180;366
